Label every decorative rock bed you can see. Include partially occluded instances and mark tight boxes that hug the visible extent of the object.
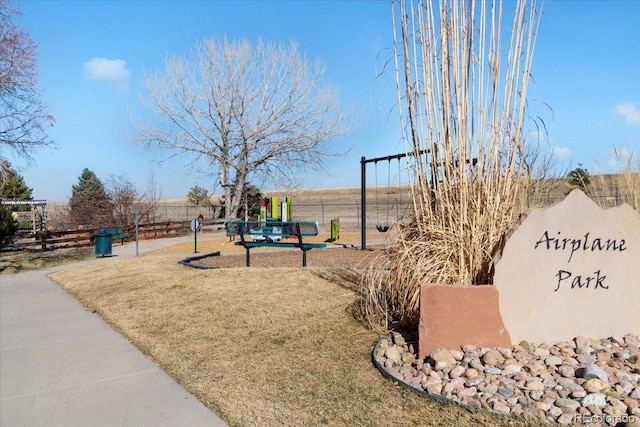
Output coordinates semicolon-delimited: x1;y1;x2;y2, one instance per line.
374;333;640;426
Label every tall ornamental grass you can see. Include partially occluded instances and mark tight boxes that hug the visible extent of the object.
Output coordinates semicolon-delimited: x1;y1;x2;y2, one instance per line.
592;147;640;211
362;0;542;331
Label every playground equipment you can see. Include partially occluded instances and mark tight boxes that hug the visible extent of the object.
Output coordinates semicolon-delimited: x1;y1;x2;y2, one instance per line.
258;197;292;221
360;151;429;250
328;218;340;242
373;158;405;233
231;197;293;243
0;199;47;233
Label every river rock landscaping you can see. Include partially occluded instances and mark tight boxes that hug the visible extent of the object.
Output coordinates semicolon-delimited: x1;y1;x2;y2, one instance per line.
375;333;640;425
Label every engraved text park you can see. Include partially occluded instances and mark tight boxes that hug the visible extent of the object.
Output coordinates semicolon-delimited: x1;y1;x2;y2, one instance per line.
534;231;628;292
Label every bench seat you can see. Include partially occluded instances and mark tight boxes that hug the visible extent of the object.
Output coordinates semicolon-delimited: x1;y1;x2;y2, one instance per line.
97;227;130;245
111;233;130;245
238;241;326;250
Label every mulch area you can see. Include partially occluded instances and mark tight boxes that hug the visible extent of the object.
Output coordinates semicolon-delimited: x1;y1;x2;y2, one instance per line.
184;246;381;269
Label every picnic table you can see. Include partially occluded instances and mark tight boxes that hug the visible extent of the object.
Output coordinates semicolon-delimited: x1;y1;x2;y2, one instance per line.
224;220;326;267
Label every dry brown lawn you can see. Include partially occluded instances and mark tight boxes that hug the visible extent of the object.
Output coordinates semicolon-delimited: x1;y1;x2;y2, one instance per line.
47;249;539;427
0;246;95;274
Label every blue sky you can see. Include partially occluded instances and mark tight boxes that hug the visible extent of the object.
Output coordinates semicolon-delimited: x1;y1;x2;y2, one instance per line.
8;0;640;202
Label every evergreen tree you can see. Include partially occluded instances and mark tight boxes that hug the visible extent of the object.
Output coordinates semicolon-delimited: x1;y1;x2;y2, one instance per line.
239;183;263;219
567;165;591;194
186;185;211;206
68;168;113;227
0;204;18;244
0;160;33;211
218;183;262;220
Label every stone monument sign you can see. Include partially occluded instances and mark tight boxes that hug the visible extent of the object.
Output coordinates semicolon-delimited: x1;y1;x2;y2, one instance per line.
493;189;640;344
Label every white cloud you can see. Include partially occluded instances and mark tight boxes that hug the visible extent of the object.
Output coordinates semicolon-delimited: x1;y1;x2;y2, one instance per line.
83;57;130;84
614;101;640;126
551;146;572;161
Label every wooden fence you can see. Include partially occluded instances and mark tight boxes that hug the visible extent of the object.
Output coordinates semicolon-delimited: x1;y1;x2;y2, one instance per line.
3;220;199;252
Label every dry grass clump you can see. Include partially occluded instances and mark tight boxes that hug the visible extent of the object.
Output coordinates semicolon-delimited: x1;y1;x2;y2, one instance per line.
592;147;640;211
361;0;541;330
361;181;518;330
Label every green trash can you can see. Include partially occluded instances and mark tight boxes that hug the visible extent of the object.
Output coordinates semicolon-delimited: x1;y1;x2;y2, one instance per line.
94;230;113;257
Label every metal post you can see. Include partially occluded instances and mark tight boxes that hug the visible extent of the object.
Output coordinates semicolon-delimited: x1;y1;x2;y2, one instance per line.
194;222;198;253
135;204;139;257
361;156;367;250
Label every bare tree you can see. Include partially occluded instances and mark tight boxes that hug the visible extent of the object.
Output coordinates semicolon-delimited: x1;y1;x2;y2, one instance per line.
0;0;54;172
106;174;137;226
136;171;162;224
131;38;351;219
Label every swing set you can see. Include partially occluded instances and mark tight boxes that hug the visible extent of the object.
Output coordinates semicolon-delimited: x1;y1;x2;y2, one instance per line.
373;159;397;233
359;150;429;250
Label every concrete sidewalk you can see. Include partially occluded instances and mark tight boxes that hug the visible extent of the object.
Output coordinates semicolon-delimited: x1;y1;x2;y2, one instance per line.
0;237;227;426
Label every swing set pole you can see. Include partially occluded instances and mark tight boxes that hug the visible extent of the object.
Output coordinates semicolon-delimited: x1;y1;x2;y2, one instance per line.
360;156;367;250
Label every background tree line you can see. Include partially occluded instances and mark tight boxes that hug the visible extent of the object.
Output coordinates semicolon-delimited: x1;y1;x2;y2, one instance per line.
1;160;265;243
